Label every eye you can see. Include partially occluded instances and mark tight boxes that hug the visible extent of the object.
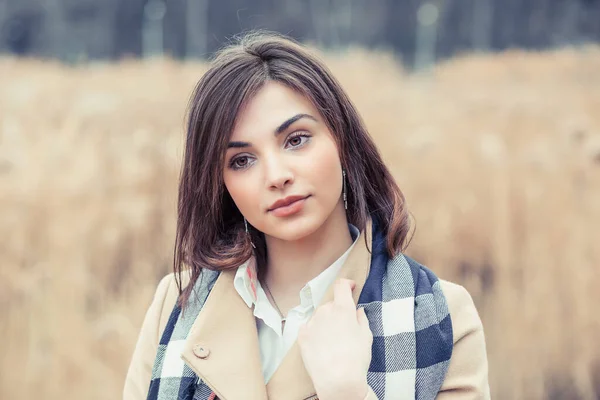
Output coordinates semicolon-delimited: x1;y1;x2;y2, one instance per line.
285;132;311;149
229;155;252;171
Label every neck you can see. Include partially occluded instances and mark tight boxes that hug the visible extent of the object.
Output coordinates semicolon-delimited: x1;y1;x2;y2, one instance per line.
263;202;353;299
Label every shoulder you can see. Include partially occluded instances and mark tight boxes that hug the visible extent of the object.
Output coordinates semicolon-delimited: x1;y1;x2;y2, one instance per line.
153;269;223;335
399;254;483;339
437;280;491;398
155;272;187;301
152;272;193;333
438;280;482;337
123;272;184;399
155;272;178;298
154;272;181;308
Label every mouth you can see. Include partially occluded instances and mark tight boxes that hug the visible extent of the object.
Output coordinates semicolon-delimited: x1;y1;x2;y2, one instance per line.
268;195;310;217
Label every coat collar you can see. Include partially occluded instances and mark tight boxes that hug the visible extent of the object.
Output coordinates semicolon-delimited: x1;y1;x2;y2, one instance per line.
180;216;373;400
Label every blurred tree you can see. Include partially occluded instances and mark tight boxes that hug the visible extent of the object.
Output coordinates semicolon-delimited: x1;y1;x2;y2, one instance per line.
142;0;166;57
2;9;41;54
471;0;493;51
1;0;600;64
114;0;146;59
164;0;186;58
185;0;208;58
415;1;441;70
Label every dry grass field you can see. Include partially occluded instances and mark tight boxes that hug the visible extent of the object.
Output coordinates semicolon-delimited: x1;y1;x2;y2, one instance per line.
1;45;600;399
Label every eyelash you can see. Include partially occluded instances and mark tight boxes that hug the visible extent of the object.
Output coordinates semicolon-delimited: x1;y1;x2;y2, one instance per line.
228;131;312;171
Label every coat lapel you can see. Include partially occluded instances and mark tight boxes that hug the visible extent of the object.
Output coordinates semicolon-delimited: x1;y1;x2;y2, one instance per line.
181;216;373;400
181;265;268;400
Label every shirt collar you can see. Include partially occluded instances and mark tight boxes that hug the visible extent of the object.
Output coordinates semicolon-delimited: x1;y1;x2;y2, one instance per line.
233;223;360;311
233;257;258;308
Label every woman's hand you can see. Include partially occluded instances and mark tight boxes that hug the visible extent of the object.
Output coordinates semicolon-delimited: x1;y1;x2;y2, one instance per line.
297;278;373;400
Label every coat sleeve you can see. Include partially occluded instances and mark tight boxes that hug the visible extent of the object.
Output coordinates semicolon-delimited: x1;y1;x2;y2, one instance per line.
123;273;178;400
437;281;491;399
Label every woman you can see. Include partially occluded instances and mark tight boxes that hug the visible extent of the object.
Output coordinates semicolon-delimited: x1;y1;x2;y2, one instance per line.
124;31;490;400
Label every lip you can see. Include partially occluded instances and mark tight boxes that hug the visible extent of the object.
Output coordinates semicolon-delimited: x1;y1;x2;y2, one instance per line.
268;196;309;217
268;195;310;212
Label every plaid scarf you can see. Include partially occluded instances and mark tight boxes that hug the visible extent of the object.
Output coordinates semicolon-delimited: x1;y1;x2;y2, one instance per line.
147;216;453;400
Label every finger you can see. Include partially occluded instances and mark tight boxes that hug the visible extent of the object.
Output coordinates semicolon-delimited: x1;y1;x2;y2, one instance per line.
357;307;368;326
347;279;356;291
357;307;372;339
333;278;356;309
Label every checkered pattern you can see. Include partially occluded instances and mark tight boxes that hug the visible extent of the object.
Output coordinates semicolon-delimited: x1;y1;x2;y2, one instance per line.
357;216;453;400
147;269;220;400
147;215;453;400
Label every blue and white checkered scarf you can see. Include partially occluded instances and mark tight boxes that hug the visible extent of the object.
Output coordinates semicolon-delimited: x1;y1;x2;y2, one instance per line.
147;216;453;399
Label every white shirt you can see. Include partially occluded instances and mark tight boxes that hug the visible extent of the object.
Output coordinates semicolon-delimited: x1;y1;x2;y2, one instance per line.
233;223;360;383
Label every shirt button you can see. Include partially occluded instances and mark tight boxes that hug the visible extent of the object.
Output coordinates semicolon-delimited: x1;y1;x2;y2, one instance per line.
193;344;210;359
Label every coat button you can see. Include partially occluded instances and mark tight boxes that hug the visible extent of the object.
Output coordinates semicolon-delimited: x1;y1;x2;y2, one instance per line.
193;344;210;359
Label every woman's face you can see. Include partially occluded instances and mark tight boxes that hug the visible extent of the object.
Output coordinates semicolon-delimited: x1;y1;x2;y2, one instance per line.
223;81;344;242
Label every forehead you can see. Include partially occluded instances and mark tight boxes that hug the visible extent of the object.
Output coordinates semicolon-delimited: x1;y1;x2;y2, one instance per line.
230;81;318;140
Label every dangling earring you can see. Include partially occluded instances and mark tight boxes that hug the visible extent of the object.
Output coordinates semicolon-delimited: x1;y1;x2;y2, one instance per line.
244;217;256;249
342;169;348;210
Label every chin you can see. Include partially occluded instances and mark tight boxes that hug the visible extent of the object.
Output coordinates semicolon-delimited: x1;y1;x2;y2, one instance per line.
263;213;323;242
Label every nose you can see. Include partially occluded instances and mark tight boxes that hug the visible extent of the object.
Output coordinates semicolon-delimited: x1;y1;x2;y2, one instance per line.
264;153;294;190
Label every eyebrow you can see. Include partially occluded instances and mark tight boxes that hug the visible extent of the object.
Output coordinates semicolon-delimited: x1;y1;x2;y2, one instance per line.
227;113;317;149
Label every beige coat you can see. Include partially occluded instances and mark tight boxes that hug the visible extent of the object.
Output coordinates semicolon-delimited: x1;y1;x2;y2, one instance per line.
124;217;491;399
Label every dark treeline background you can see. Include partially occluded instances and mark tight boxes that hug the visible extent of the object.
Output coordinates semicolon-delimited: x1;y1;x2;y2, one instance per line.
1;0;600;67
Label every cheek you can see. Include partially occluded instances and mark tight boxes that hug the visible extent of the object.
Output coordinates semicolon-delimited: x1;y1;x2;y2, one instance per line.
308;140;342;194
224;174;258;213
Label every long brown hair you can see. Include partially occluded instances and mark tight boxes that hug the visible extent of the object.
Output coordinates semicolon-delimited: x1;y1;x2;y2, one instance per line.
174;30;412;308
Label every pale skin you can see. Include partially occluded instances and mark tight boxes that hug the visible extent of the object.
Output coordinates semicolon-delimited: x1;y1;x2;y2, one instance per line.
298;279;373;400
222;81;372;400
